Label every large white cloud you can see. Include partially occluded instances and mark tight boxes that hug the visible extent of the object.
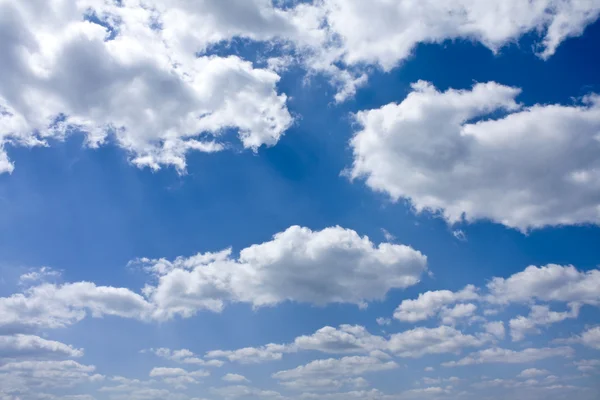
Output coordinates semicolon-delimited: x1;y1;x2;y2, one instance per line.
142;225;427;319
2;1;599;173
0;0;293;174
349;81;600;230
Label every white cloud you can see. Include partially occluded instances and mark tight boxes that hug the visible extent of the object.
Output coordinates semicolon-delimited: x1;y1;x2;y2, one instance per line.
292;325;387;354
0;360;103;394
222;373;249;383
19;267;61;285
443;346;574;367
0;0;293;174
439;303;478;325
518;368;550;379
143;225;427;319
484;321;506;340
350;81;600;230
279;376;368;392
206;343;288;364
149;367;209;389
210;385;284;399
2;0;598;172
0;334;83;359
487;265;600;305
272;355;397;381
573;359;600;373
566;326;600;349
394;285;479;322
509;304;580;341
388;326;486;358
376;318;391;326
0;282;152;333
142;348;223;367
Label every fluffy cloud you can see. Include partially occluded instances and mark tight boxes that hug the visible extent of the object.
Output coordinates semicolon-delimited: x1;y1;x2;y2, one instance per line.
0;0;293;174
349;81;600;230
484;321;506;340
292;325;388;354
487;265;600;305
3;1;599;173
222;373;249;383
311;0;600;71
0;360;103;394
206;343;288;364
143;225;427;318
0;334;83;359
388;326;486;357
272;355;398;381
509;304;580;341
142;348;223;367
149;367;209;389
0;282;152;333
518;368;550;379
393;285;479;322
210;385;284;399
565;326;600;349
443;346;574;367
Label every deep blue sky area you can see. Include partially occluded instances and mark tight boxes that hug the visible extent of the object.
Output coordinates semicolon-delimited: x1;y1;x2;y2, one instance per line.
0;3;599;399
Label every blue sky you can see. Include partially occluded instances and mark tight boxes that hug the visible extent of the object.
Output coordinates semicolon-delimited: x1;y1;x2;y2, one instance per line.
0;1;600;399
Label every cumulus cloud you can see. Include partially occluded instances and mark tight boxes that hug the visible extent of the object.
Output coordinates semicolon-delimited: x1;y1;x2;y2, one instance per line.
0;0;293;174
393;285;479;322
3;1;599;172
483;321;506;340
222;373;249;383
149;367;209;389
509;304;580;341
292;325;388;354
518;368;550;379
443;346;574;367
19;267;61;285
0;360;103;394
388;326;486;357
564;326;600;349
142;348;223;367
0;282;153;333
487;265;600;305
272;355;397;381
206;343;288;364
210;385;284;399
0;334;83;359
142;225;427;319
0;226;426;332
349;81;600;230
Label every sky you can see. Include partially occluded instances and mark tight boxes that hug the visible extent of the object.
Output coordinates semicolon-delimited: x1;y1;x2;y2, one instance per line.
0;1;600;399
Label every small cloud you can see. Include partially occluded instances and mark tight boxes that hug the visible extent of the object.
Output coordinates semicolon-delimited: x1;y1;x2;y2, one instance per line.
452;230;467;241
222;373;249;383
19;266;61;285
425;367;435;372
381;228;396;242
376;317;391;326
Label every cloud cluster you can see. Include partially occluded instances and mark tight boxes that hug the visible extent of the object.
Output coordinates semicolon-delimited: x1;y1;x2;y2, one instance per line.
0;0;294;174
2;0;599;174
